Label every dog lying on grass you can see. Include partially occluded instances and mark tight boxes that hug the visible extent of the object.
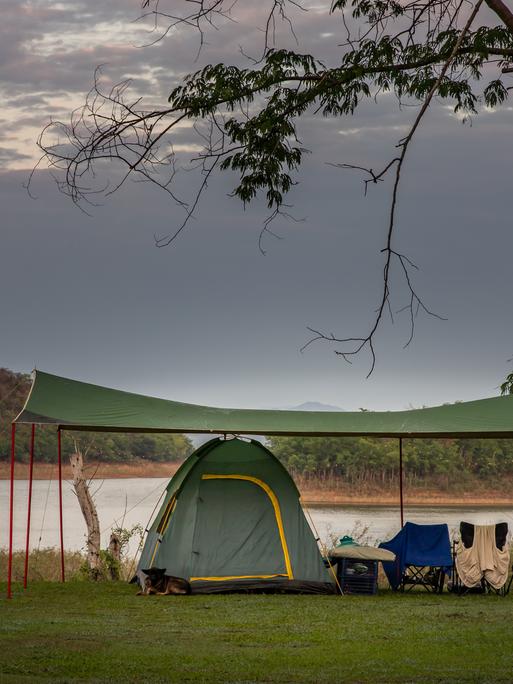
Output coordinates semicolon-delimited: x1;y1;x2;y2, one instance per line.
137;567;191;596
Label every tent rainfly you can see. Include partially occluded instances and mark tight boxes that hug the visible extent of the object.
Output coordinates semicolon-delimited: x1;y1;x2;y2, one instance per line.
7;369;513;598
137;437;336;593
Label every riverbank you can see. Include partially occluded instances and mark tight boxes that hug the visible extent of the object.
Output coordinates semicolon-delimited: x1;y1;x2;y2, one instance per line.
2;459;513;506
0;459;182;481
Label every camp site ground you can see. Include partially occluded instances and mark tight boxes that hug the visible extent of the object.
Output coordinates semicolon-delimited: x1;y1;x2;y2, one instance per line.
1;580;513;683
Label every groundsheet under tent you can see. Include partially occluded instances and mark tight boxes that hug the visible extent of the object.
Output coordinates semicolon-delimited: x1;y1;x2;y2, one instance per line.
7;369;513;598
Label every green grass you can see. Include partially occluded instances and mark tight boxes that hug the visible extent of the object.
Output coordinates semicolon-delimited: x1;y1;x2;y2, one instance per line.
0;582;512;683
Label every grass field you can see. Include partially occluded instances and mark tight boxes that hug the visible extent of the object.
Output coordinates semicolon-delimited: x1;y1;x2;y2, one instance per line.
0;582;512;683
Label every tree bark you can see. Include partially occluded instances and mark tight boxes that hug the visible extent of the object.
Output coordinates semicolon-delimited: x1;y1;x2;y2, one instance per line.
485;0;513;33
108;533;121;580
70;451;101;580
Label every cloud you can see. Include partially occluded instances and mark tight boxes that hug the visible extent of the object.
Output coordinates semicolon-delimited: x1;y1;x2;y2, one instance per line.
2;0;510;175
0;146;32;164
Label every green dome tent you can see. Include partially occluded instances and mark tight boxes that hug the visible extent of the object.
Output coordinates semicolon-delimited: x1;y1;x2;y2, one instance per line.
137;437;336;593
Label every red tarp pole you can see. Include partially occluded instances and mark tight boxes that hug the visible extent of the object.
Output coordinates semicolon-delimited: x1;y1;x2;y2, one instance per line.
23;424;36;589
7;423;16;599
57;429;65;582
399;437;404;528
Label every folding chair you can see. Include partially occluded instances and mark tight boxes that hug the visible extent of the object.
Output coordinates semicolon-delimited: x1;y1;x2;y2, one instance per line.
379;522;452;593
450;522;512;596
401;564;446;593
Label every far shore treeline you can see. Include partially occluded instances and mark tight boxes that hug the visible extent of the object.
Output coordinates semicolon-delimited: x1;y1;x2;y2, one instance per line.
2;369;513;490
268;436;513;491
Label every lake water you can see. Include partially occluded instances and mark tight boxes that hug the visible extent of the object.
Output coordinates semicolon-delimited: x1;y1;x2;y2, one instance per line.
1;478;513;555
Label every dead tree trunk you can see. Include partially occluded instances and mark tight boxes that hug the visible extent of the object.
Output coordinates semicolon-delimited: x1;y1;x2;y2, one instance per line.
108;533;121;580
70;451;101;580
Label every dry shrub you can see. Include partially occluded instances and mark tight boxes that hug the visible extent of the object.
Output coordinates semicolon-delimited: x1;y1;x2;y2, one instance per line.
0;548;84;582
0;548;136;582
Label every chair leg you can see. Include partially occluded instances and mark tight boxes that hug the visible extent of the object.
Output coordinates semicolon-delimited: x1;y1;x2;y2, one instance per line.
505;567;513;596
401;566;446;593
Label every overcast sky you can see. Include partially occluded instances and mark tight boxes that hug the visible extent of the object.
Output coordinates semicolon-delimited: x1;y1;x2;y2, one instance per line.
1;0;513;412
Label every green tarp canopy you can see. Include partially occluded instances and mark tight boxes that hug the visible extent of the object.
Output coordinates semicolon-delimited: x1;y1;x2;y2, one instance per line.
14;370;513;438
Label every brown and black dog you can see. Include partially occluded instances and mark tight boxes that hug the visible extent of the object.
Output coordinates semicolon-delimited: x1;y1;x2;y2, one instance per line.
137;567;191;596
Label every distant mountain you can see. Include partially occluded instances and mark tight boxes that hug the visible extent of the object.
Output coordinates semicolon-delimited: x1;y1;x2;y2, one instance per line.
187;402;344;447
287;401;344;412
187;433;266;447
186;401;344;447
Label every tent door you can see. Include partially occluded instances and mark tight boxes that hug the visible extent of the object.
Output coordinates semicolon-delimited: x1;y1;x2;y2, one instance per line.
190;475;293;581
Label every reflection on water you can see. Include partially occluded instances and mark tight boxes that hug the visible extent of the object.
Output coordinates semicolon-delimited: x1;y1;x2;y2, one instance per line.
1;478;513;555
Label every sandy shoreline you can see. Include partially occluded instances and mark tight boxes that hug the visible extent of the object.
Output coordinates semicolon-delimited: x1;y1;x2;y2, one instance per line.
0;460;182;481
2;460;513;506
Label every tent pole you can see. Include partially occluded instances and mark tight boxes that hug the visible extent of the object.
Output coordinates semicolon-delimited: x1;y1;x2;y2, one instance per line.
7;423;16;599
23;424;36;589
57;429;65;582
399;437;404;528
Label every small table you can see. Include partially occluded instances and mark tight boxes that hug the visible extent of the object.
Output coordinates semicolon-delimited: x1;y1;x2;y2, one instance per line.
328;545;396;595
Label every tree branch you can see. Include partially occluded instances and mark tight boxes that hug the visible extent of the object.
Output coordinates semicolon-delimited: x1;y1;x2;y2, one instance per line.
484;0;513;33
35;0;513;376
304;0;484;375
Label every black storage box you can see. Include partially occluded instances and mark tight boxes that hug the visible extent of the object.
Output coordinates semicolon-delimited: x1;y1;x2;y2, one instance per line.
335;558;378;595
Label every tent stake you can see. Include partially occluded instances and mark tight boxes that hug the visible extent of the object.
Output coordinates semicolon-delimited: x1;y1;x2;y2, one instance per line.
57;429;65;582
23;424;36;589
399;437;404;528
7;423;16;599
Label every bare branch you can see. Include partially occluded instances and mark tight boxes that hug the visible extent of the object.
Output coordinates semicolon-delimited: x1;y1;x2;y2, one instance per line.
304;0;484;374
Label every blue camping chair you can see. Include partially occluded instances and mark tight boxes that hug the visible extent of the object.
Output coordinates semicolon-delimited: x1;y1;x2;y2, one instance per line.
379;522;452;593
